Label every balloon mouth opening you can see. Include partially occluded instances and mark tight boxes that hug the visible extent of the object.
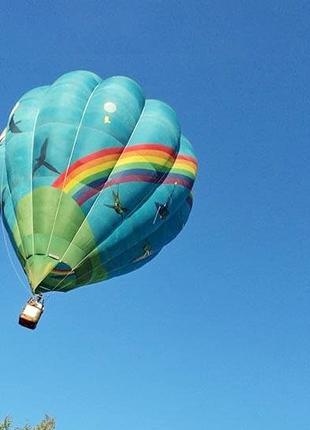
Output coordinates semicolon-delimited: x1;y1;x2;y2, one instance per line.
25;254;60;292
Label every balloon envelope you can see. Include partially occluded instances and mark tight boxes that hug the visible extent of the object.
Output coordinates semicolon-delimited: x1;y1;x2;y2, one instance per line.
0;71;197;293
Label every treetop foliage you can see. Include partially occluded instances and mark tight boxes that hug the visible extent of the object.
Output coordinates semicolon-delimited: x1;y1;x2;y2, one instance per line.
0;416;55;430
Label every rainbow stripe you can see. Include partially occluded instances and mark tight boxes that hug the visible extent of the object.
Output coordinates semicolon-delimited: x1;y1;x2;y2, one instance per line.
53;146;123;190
49;262;75;279
53;144;197;206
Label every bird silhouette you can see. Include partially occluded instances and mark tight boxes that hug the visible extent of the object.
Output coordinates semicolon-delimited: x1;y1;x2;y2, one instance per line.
104;188;128;219
153;184;177;224
153;202;170;223
33;139;60;175
9;115;22;133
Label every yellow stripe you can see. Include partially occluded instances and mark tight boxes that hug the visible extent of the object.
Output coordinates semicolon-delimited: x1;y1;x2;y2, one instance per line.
173;160;197;175
65;178;85;194
116;154;174;167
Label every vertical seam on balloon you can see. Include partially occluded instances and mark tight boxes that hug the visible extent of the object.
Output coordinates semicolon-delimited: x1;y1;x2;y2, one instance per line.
27;87;51;264
30;110;41;259
46;80;102;256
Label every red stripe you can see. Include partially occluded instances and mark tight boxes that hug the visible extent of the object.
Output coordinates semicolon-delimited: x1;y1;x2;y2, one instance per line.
163;177;193;187
177;154;198;164
124;144;177;158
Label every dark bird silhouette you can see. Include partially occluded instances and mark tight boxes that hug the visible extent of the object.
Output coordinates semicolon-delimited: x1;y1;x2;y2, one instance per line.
33;139;60;175
153;202;170;223
9;115;22;134
153;184;177;224
104;189;128;219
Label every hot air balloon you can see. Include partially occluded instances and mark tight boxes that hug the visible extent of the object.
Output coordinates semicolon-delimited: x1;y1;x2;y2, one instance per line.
0;71;197;329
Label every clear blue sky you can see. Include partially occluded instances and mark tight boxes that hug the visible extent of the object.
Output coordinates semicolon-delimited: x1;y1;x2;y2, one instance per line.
0;1;310;428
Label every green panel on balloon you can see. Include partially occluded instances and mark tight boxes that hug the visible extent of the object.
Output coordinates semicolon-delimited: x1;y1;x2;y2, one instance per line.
0;71;197;294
